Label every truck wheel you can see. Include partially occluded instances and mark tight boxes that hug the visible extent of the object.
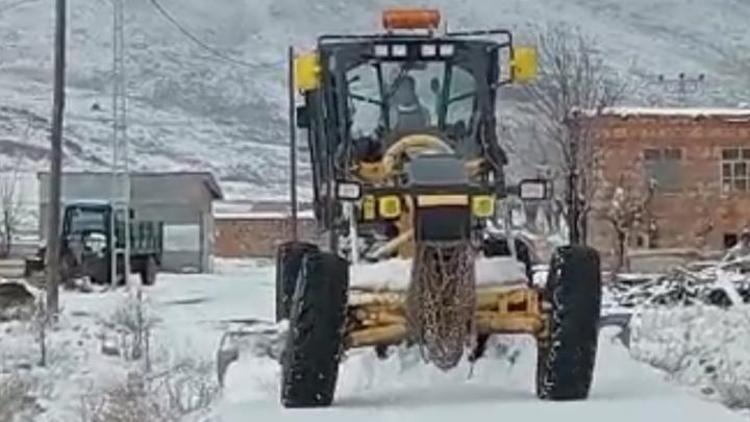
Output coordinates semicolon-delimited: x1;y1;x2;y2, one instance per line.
275;242;318;322
281;251;349;408
536;245;601;401
140;256;158;286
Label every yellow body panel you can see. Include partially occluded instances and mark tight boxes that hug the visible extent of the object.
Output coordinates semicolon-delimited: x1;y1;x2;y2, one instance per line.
378;196;402;219
294;52;321;92
471;195;495;217
511;46;538;83
416;194;469;207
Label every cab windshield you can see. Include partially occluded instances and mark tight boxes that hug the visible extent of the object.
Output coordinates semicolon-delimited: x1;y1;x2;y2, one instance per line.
347;59;478;149
68;208;107;234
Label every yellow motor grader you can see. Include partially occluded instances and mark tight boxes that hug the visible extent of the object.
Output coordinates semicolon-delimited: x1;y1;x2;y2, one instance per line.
277;8;602;408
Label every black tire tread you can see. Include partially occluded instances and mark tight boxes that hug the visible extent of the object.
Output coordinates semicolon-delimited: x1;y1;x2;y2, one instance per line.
281;251;349;408
275;242;319;322
537;245;601;401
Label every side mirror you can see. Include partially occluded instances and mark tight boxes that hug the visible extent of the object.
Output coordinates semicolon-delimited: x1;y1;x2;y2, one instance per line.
518;179;551;201
510;46;538;84
296;105;310;129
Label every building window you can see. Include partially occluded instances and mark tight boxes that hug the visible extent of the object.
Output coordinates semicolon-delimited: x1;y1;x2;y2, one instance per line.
164;224;200;252
725;233;739;249
643;147;682;191
721;147;750;193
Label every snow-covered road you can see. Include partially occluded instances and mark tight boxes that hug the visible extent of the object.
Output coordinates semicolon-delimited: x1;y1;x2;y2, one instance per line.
10;259;739;421
217;335;747;422
131;260;746;422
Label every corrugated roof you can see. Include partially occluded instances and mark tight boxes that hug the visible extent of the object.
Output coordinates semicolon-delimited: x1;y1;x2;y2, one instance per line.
37;171;224;200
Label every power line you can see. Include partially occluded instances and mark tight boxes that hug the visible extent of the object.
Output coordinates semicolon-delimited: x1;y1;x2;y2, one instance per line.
148;0;262;69
0;0;38;15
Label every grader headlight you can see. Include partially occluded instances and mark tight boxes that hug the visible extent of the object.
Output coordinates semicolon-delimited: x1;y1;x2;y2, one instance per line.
378;195;402;219
471;195;495;218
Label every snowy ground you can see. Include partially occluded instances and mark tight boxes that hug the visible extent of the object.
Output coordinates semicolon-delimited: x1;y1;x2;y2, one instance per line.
220;327;747;422
1;258;748;421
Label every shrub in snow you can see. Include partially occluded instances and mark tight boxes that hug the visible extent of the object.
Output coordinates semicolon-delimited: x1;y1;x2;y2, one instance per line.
0;373;36;421
103;290;160;364
79;357;219;422
630;304;750;410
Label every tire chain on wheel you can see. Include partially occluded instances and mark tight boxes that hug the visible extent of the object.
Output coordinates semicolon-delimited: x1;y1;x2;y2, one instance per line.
406;241;476;371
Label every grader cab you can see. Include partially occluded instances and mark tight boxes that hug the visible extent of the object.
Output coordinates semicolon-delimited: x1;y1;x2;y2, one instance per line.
277;8;602;408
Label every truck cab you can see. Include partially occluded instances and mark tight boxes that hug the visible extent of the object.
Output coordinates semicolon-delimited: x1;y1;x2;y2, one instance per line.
25;200;163;286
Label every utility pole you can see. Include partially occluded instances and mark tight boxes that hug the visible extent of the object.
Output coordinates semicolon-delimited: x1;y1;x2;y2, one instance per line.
111;0;131;287
46;0;66;314
647;73;706;106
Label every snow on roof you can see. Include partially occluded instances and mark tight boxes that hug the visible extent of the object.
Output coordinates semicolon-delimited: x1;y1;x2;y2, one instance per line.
213;199;317;220
582;107;750;118
215;210;315;220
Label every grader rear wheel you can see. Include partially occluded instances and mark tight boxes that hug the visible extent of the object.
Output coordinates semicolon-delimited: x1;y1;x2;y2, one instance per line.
536;245;601;400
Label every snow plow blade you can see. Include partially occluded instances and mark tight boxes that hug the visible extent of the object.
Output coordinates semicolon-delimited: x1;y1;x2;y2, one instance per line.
215;319;287;387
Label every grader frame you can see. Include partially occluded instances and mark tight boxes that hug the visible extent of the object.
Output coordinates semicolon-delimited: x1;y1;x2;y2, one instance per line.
346;286;548;349
291;24;549;354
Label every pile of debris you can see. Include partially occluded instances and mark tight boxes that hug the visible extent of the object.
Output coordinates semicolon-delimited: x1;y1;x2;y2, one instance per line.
605;260;750;311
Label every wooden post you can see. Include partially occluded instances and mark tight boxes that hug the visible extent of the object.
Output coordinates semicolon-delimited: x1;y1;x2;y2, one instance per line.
46;0;66;314
288;46;299;242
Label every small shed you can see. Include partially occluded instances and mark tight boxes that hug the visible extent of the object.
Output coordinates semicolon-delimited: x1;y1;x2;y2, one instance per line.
37;171;223;273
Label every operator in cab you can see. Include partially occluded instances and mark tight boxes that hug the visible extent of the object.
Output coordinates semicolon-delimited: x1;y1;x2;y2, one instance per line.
390;74;431;132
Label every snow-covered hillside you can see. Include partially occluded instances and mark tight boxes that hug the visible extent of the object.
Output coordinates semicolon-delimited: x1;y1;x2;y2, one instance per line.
1;0;750;199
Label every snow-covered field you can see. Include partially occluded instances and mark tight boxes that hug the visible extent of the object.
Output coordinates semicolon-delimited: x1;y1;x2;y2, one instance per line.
1;258;748;421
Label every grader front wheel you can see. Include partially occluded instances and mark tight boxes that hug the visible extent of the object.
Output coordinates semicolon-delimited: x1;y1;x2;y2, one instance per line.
280;250;349;408
275;242;319;322
536;245;602;400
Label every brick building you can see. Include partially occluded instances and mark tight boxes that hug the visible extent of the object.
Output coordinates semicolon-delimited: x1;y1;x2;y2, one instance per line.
586;107;750;264
214;201;320;258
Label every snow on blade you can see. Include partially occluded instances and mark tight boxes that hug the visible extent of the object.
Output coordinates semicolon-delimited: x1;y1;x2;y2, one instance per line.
349;256;527;291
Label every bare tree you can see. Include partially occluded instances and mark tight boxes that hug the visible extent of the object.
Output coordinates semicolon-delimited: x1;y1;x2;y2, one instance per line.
504;23;630;243
604;174;655;273
0;163;24;258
